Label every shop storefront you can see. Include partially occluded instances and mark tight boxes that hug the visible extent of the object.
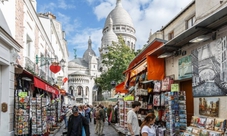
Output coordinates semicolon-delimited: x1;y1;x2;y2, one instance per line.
113;4;227;136
14;70;61;136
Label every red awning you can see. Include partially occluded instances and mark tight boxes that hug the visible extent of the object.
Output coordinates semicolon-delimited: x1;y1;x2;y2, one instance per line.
115;82;128;94
34;77;59;95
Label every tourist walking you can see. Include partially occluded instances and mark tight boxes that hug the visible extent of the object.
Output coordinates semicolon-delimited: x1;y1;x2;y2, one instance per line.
141;113;156;136
127;101;141;136
95;104;105;136
67;106;90;136
107;104;112;125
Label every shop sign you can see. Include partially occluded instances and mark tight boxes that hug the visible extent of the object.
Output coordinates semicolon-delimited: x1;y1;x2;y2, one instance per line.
45;84;56;94
171;84;179;92
34;77;59;95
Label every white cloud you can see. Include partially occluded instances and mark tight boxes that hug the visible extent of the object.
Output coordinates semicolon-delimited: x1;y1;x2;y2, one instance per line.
58;0;76;9
68;28;103;58
92;0;193;49
38;0;75;13
56;12;81;35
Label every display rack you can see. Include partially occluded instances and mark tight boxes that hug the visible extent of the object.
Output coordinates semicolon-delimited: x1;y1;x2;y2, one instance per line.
47;102;57;133
31;97;47;135
14;96;30;136
164;91;187;136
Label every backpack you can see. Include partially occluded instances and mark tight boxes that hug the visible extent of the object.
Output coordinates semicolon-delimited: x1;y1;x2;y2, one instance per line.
95;109;101;120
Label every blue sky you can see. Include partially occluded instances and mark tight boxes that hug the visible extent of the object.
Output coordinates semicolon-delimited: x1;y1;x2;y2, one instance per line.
36;0;193;60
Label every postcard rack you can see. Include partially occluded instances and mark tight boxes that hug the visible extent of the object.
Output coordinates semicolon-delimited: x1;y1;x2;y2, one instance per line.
14;96;30;136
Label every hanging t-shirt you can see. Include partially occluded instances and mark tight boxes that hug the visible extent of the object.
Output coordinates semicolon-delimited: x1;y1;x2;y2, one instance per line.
141;125;156;136
127;110;140;135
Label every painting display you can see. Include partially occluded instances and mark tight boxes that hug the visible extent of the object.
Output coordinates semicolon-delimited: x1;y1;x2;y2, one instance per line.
192;36;227;97
199;98;219;117
178;55;192;80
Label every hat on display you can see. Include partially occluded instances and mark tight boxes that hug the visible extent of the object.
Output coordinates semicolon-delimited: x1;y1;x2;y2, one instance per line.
72;106;79;113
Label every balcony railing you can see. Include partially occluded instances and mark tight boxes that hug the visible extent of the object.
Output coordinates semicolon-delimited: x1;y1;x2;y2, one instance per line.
25;57;35;74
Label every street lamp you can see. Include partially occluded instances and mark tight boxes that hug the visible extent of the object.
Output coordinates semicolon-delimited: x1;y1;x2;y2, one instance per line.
60;59;66;67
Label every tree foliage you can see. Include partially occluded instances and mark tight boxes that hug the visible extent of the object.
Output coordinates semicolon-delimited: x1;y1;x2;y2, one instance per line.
95;36;135;92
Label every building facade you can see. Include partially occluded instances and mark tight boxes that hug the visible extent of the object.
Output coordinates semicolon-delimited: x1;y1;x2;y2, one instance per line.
0;0;68;135
99;0;136;72
68;37;101;105
147;0;227;123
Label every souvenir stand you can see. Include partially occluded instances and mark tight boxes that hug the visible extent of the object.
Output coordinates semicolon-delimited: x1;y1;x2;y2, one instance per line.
14;70;61;136
14;74;31;136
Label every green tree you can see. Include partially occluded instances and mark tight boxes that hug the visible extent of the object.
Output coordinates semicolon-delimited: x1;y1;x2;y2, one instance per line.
95;36;135;92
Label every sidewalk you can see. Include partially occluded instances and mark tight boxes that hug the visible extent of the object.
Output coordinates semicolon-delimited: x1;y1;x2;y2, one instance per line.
52;119;120;136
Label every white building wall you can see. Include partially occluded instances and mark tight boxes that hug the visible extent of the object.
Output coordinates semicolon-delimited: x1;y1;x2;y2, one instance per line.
0;0;16;37
0;30;21;136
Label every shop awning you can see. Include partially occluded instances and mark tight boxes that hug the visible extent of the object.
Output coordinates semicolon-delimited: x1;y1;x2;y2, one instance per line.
115;82;128;93
34;77;59;95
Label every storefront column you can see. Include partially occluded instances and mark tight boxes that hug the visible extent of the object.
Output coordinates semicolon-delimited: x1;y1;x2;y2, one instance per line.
0;65;15;136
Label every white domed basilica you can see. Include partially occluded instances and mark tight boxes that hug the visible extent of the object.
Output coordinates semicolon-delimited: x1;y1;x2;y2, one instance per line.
68;37;101;105
99;0;136;72
67;0;136;104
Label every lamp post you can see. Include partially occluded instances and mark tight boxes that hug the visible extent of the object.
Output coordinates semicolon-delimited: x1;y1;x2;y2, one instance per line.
110;81;116;97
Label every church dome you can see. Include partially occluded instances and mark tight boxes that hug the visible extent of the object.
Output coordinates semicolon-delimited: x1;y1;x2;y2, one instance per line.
83;37;96;62
102;17;118;47
104;0;134;29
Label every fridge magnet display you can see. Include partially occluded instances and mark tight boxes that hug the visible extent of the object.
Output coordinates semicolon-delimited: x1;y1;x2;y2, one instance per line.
200;129;209;136
197;117;207;128
191;127;201;135
205;118;215;130
214;118;226;132
199;97;219;117
190;116;199;127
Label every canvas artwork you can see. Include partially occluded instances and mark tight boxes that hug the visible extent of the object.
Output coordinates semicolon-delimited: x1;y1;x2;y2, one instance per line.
192;36;227;97
178;55;192;80
199;98;219;117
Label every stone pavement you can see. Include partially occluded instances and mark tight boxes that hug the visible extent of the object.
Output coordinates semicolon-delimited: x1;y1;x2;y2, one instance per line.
52;119;120;136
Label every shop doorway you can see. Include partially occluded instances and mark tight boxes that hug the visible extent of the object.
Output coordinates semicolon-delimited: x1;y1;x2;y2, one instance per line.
180;79;193;126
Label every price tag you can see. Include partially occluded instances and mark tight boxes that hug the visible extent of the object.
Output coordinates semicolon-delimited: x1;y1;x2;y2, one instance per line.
171;84;179;92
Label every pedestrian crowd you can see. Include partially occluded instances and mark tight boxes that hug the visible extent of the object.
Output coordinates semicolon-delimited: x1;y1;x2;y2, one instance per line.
60;101;156;136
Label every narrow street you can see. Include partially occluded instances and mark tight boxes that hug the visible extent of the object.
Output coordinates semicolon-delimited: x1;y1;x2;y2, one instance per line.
53;120;120;136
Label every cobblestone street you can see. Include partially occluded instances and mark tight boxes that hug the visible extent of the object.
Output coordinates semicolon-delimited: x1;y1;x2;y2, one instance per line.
52;120;120;136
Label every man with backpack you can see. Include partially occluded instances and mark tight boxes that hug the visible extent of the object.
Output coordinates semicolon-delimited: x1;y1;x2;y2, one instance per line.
95;104;105;136
67;106;90;136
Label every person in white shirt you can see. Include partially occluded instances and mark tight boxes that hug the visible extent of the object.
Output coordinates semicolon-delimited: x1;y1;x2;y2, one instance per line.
141;113;156;136
127;101;141;136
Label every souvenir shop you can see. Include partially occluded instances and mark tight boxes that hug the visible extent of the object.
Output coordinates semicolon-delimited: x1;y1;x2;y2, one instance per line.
114;30;227;136
14;70;62;136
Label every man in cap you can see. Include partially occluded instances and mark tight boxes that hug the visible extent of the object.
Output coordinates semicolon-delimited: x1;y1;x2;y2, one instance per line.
67;106;90;136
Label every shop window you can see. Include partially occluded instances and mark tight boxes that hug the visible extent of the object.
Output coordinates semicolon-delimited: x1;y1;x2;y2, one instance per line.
168;31;174;40
186;16;195;29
